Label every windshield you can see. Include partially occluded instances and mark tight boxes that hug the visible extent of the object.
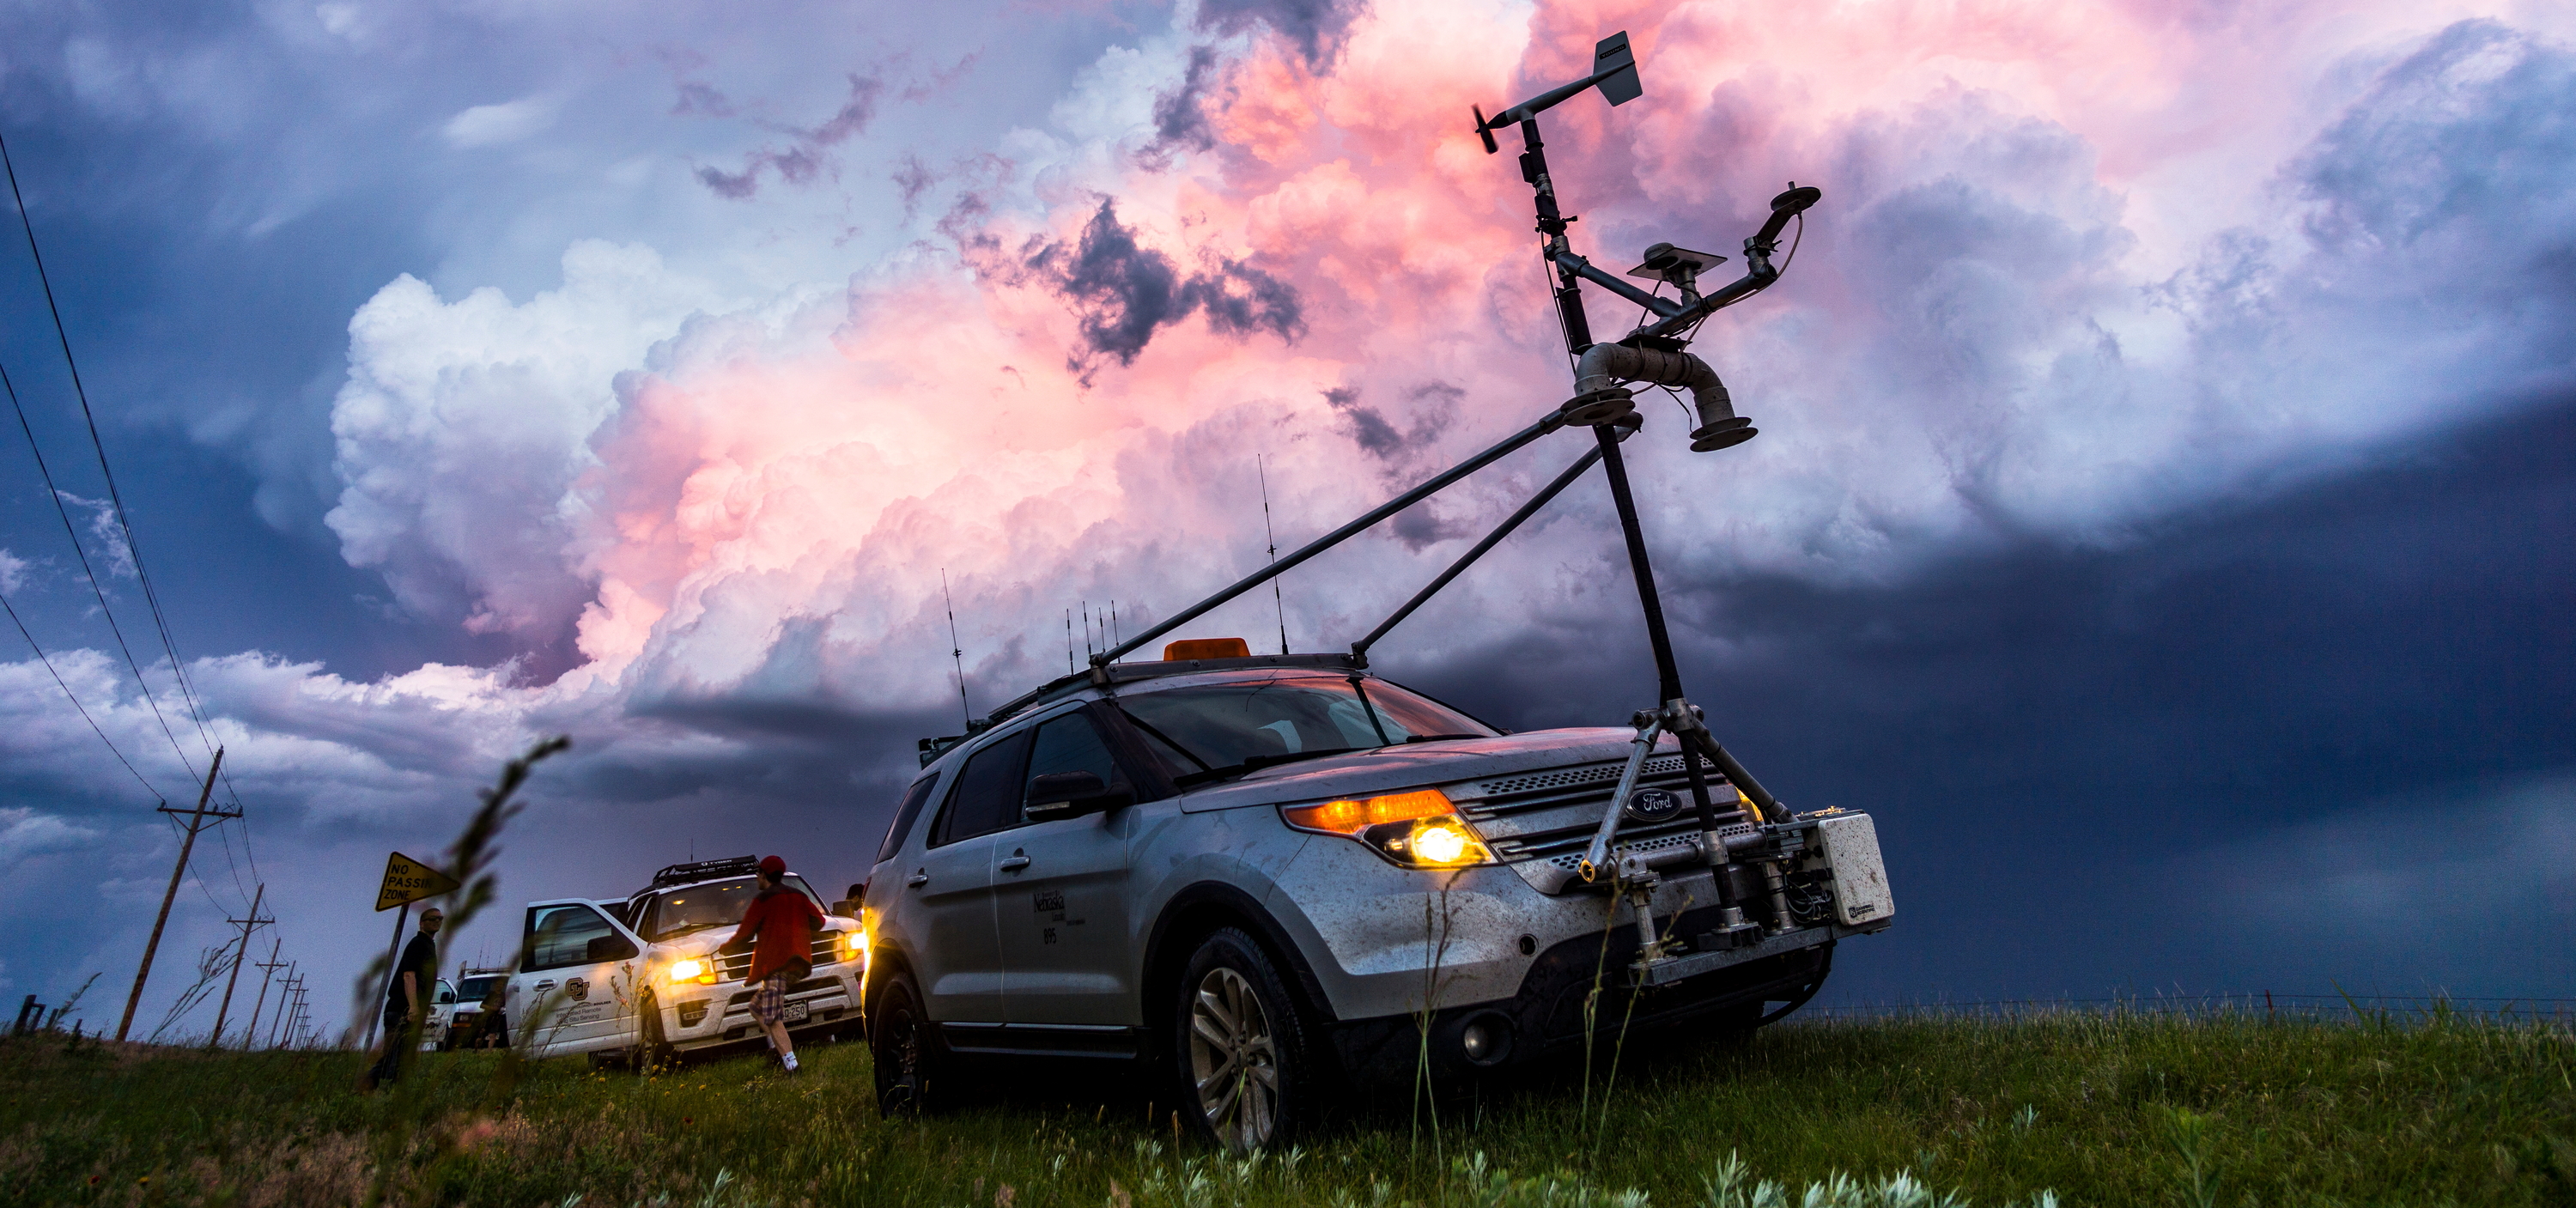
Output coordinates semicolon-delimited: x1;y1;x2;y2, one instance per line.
642;875;823;941
1116;673;1495;786
457;975;503;1003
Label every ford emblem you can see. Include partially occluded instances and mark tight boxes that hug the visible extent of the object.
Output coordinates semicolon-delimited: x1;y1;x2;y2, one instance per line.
1624;788;1683;823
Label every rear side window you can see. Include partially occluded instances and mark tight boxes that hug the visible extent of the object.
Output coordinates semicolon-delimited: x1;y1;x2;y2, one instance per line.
874;775;941;865
1024;712;1127;811
525;903;616;972
930;727;1035;847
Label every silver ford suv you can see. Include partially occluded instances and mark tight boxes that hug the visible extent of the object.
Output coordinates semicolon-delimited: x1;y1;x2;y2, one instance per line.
860;650;1893;1150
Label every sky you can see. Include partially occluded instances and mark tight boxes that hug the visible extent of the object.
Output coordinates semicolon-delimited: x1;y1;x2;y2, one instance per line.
1;0;2570;1041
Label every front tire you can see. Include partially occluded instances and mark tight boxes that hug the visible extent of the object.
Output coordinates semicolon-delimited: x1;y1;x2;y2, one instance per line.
869;969;945;1115
633;988;678;1073
1172;927;1316;1153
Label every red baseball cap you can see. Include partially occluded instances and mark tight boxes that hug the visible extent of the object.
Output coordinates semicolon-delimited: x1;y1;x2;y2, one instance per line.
758;855;787;876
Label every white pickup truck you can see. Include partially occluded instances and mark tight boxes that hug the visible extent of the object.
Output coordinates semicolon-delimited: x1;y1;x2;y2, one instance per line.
503;856;866;1065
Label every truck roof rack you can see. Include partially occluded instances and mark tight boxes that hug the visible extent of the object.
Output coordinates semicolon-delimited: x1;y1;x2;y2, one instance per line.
649;855;761;888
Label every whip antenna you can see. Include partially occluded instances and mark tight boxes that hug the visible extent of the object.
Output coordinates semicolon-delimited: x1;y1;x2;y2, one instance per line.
941;569;970;725
1260;455;1290;654
1066;608;1075;674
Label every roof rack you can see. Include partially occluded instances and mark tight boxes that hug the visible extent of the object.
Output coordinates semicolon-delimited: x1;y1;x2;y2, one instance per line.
649;855;761;888
917;653;1364;766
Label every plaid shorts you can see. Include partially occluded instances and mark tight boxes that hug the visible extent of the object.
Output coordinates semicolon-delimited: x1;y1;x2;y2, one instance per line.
749;971;791;1025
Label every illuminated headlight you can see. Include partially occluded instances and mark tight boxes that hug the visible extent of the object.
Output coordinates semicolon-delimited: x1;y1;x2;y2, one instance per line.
666;958;715;985
1280;788;1492;869
842;929;866;957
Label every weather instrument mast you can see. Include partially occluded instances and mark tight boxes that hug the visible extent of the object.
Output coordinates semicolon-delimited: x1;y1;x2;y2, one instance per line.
1060;30;1819;968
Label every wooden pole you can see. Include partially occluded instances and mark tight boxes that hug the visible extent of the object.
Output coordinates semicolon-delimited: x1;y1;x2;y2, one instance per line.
268;965;297;1049
118;748;235;1041
362;901;409;1049
208;883;268;1047
244;937;284;1050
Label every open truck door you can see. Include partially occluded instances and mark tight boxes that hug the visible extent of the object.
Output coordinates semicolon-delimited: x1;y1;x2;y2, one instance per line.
507;898;647;1059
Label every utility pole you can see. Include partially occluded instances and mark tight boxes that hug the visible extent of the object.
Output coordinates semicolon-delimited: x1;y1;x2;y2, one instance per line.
278;977;307;1048
268;963;298;1049
117;748;237;1041
244;937;285;1050
207;883;270;1047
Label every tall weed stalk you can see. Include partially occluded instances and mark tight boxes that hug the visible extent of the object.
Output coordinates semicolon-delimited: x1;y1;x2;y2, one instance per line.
358;733;569;1208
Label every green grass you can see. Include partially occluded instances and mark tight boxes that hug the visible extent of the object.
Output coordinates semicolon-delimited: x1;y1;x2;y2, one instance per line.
3;1009;2570;1207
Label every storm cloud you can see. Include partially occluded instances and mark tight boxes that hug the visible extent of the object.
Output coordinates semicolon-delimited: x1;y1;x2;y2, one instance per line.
1021;198;1303;377
1;0;2570;1040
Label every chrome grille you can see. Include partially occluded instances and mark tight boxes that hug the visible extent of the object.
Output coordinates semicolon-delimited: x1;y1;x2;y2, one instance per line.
1453;755;1739;861
714;934;842;981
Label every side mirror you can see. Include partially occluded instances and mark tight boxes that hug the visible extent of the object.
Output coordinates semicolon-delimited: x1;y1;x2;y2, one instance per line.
586;934;639;962
1025;771;1136;822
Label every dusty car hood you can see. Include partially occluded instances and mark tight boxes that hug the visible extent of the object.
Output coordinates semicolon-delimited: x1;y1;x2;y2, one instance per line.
1176;726;1681;812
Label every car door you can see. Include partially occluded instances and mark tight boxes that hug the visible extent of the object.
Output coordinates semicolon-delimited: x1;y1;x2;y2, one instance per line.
997;706;1139;1028
505;899;645;1058
903;726;1033;1023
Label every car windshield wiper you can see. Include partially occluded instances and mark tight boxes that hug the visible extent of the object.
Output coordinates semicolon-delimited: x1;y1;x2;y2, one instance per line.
1403;732;1490;744
1173;746;1367;788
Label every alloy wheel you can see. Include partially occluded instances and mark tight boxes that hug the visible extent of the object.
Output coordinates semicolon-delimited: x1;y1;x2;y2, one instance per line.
1186;966;1280;1151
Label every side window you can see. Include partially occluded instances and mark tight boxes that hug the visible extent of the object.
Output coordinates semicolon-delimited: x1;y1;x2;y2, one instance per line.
1024;712;1126;815
525;903;617;972
929;727;1035;847
874;774;941;865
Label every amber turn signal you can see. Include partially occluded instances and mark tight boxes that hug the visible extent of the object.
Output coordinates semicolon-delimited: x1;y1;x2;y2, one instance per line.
1281;789;1455;835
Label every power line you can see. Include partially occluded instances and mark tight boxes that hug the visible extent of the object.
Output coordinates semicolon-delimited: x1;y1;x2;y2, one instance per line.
2;129;258;914
0;586;161;801
2;355;197;780
0;131;227;772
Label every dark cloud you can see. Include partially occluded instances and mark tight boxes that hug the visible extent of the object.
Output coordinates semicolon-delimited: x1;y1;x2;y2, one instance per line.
892;155;936;221
1384;393;2576;1001
1140;46;1223;168
1323;381;1458;463
671;82;734;118
1184;256;1303;341
1196;0;1368;68
1327;383;1463;547
1018;199;1302;379
696;74;884;200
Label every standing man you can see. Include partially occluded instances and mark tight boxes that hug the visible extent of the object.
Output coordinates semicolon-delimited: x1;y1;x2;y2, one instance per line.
362;905;441;1091
721;856;823;1074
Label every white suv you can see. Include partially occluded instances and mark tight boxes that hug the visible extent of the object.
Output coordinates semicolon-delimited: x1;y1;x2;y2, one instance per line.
503;857;864;1065
860;651;1893;1150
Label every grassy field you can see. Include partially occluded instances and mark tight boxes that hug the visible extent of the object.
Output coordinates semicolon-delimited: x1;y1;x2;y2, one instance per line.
2;1009;2569;1207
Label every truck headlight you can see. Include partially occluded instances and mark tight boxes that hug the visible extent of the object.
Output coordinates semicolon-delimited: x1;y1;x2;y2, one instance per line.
667;958;714;985
842;929;866;957
1281;788;1492;869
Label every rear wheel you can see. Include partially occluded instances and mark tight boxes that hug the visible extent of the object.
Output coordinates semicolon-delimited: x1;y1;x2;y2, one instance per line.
870;969;945;1114
1172;927;1316;1153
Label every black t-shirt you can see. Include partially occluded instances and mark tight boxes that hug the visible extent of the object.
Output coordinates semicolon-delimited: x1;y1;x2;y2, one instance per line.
387;932;438;1011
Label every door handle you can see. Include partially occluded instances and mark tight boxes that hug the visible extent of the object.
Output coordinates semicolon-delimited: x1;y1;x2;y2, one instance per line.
532;980;556;992
906;870;930;888
999;851;1031;872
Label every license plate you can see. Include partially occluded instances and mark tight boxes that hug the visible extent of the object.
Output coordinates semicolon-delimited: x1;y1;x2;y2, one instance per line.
781;1002;811;1023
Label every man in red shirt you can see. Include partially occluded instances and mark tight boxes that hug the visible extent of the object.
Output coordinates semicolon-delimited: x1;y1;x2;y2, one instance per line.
722;855;823;1074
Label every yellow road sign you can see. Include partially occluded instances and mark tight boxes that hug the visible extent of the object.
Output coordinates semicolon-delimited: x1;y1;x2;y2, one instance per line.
375;851;462;911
